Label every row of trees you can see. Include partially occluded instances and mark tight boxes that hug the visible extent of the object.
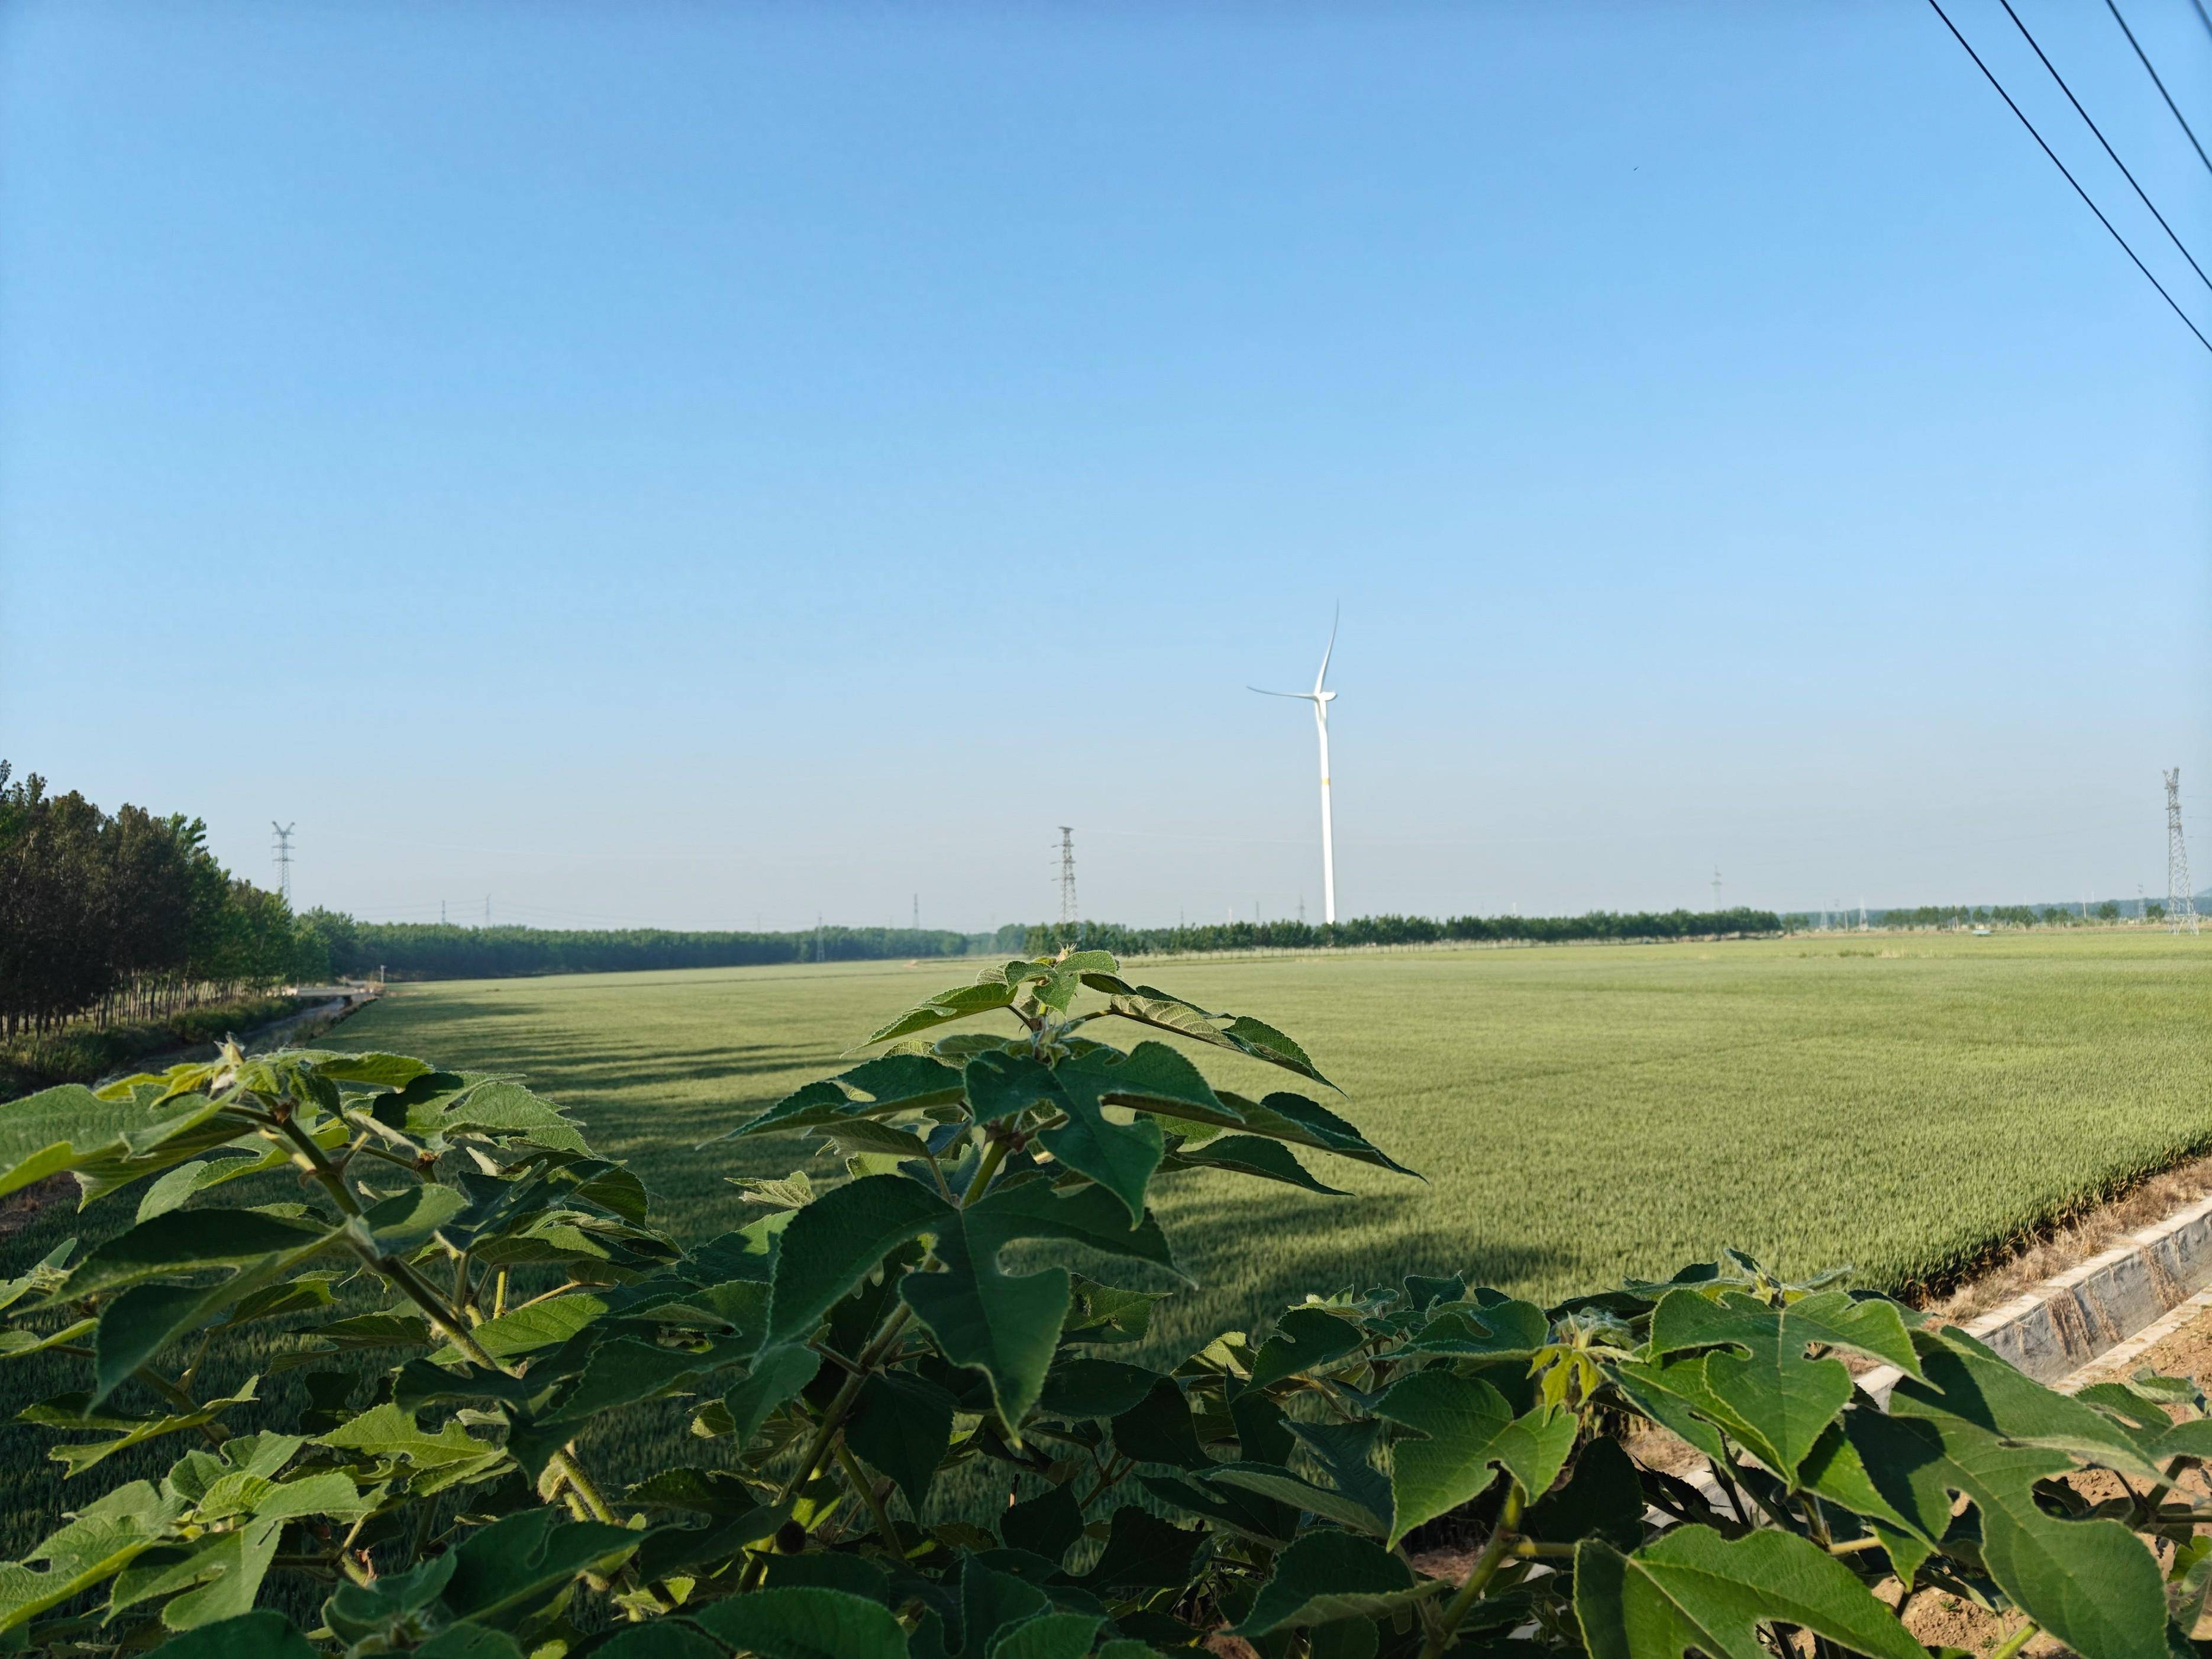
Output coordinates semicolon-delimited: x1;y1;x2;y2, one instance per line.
1024;906;1786;957
0;764;328;1040
1798;902;2151;929
306;916;1030;980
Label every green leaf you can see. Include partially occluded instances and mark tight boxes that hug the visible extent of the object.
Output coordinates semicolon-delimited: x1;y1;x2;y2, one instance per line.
356;1183;472;1255
767;1175;951;1343
901;1181;1181;1432
722;1343;822;1444
0;1480;182;1632
58;1209;337;1299
415;1079;589;1153
1221;1090;1411;1176
1524;1436;1644;1551
999;1484;1085;1564
1160;1133;1349;1196
147;1610;319;1658
1036;1096;1163;1227
989;1611;1102;1659
1401;1298;1549;1360
1849;1397;2166;1659
691;1584;910;1659
439;1508;642;1629
1373;1371;1577;1547
860;979;1022;1048
716;1056;967;1142
0;1084;231;1200
1623;1289;1922;1485
1284;1418;1395;1534
1247;1306;1364;1388
846;1371;957;1512
1036;1358;1164;1420
961;1560;1054;1658
1110;1380;1210;1469
1057;1042;1232;1125
135;1148;286;1222
438;1292;608;1364
1209;1463;1388;1535
316;1402;503;1471
964;1052;1073;1125
537;1333;753;1430
1078;977;1336;1087
1574;1527;1929;1659
812;1118;934;1160
28;1379;261;1477
1227;1529;1446;1635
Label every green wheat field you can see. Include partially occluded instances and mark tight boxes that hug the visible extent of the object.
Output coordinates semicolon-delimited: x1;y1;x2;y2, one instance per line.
6;930;2208;1555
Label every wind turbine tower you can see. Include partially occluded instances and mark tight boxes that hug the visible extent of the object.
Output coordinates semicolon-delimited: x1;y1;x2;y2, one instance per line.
1251;611;1340;924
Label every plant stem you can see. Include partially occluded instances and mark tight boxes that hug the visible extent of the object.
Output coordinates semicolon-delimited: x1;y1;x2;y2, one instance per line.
1420;1485;1523;1659
1990;1621;2040;1659
834;1436;902;1555
739;1126;1018;1589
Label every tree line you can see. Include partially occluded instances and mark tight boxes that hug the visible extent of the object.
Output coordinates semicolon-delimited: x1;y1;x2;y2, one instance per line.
1023;906;1786;957
306;916;1028;980
0;763;326;1040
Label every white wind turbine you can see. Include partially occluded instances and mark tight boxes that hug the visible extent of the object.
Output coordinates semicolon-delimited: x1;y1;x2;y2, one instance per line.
1251;610;1340;924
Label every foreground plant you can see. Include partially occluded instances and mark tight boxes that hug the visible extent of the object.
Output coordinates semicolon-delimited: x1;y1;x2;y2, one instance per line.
0;951;2201;1658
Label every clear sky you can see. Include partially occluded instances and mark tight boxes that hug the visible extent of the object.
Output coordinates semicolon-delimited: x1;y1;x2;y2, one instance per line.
3;1;2207;931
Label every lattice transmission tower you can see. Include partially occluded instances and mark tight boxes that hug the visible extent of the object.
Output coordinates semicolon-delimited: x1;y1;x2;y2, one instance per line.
271;822;295;906
2166;769;2198;935
1056;827;1078;939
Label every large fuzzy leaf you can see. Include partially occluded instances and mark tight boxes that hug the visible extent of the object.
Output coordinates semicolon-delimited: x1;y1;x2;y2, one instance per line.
1620;1289;1922;1486
845;1371;957;1512
0;1480;183;1632
899;1181;1180;1431
1373;1371;1577;1547
1035;1095;1162;1225
711;1056;966;1142
438;1508;642;1630
859;979;1023;1048
0;1085;235;1200
1574;1527;1929;1659
1077;975;1335;1087
1158;1133;1351;1196
1247;1306;1365;1388
1219;1090;1411;1176
766;1176;952;1344
1226;1530;1446;1635
695;1583;911;1659
144;1610;319;1657
57;1209;335;1300
1847;1393;2166;1659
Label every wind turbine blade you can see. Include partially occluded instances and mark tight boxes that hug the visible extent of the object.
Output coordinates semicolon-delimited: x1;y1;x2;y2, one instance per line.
1313;605;1338;695
1249;686;1317;700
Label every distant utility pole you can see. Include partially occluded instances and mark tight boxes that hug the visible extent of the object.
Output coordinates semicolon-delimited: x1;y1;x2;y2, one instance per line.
1297;896;1306;924
483;896;490;929
441;899;447;925
2166;769;2199;935
1710;866;1722;911
271;822;296;906
912;893;919;932
1057;827;1078;938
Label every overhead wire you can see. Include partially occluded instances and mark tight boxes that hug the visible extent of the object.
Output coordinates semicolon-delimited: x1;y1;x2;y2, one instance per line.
1924;0;2212;354
1997;0;2212;295
2103;0;2212;181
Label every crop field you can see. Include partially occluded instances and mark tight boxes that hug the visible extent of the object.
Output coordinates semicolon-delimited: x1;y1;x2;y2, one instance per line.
4;931;2207;1558
288;931;2211;1317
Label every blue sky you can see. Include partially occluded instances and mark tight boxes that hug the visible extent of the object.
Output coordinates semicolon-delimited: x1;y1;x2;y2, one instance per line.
3;1;2207;929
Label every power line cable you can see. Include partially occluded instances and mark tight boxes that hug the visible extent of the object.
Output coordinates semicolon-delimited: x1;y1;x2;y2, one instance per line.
1926;0;2212;354
1998;0;2212;293
2194;0;2212;50
2102;0;2212;183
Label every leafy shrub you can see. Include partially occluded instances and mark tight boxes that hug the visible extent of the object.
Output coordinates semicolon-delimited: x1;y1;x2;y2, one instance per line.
0;951;2201;1657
